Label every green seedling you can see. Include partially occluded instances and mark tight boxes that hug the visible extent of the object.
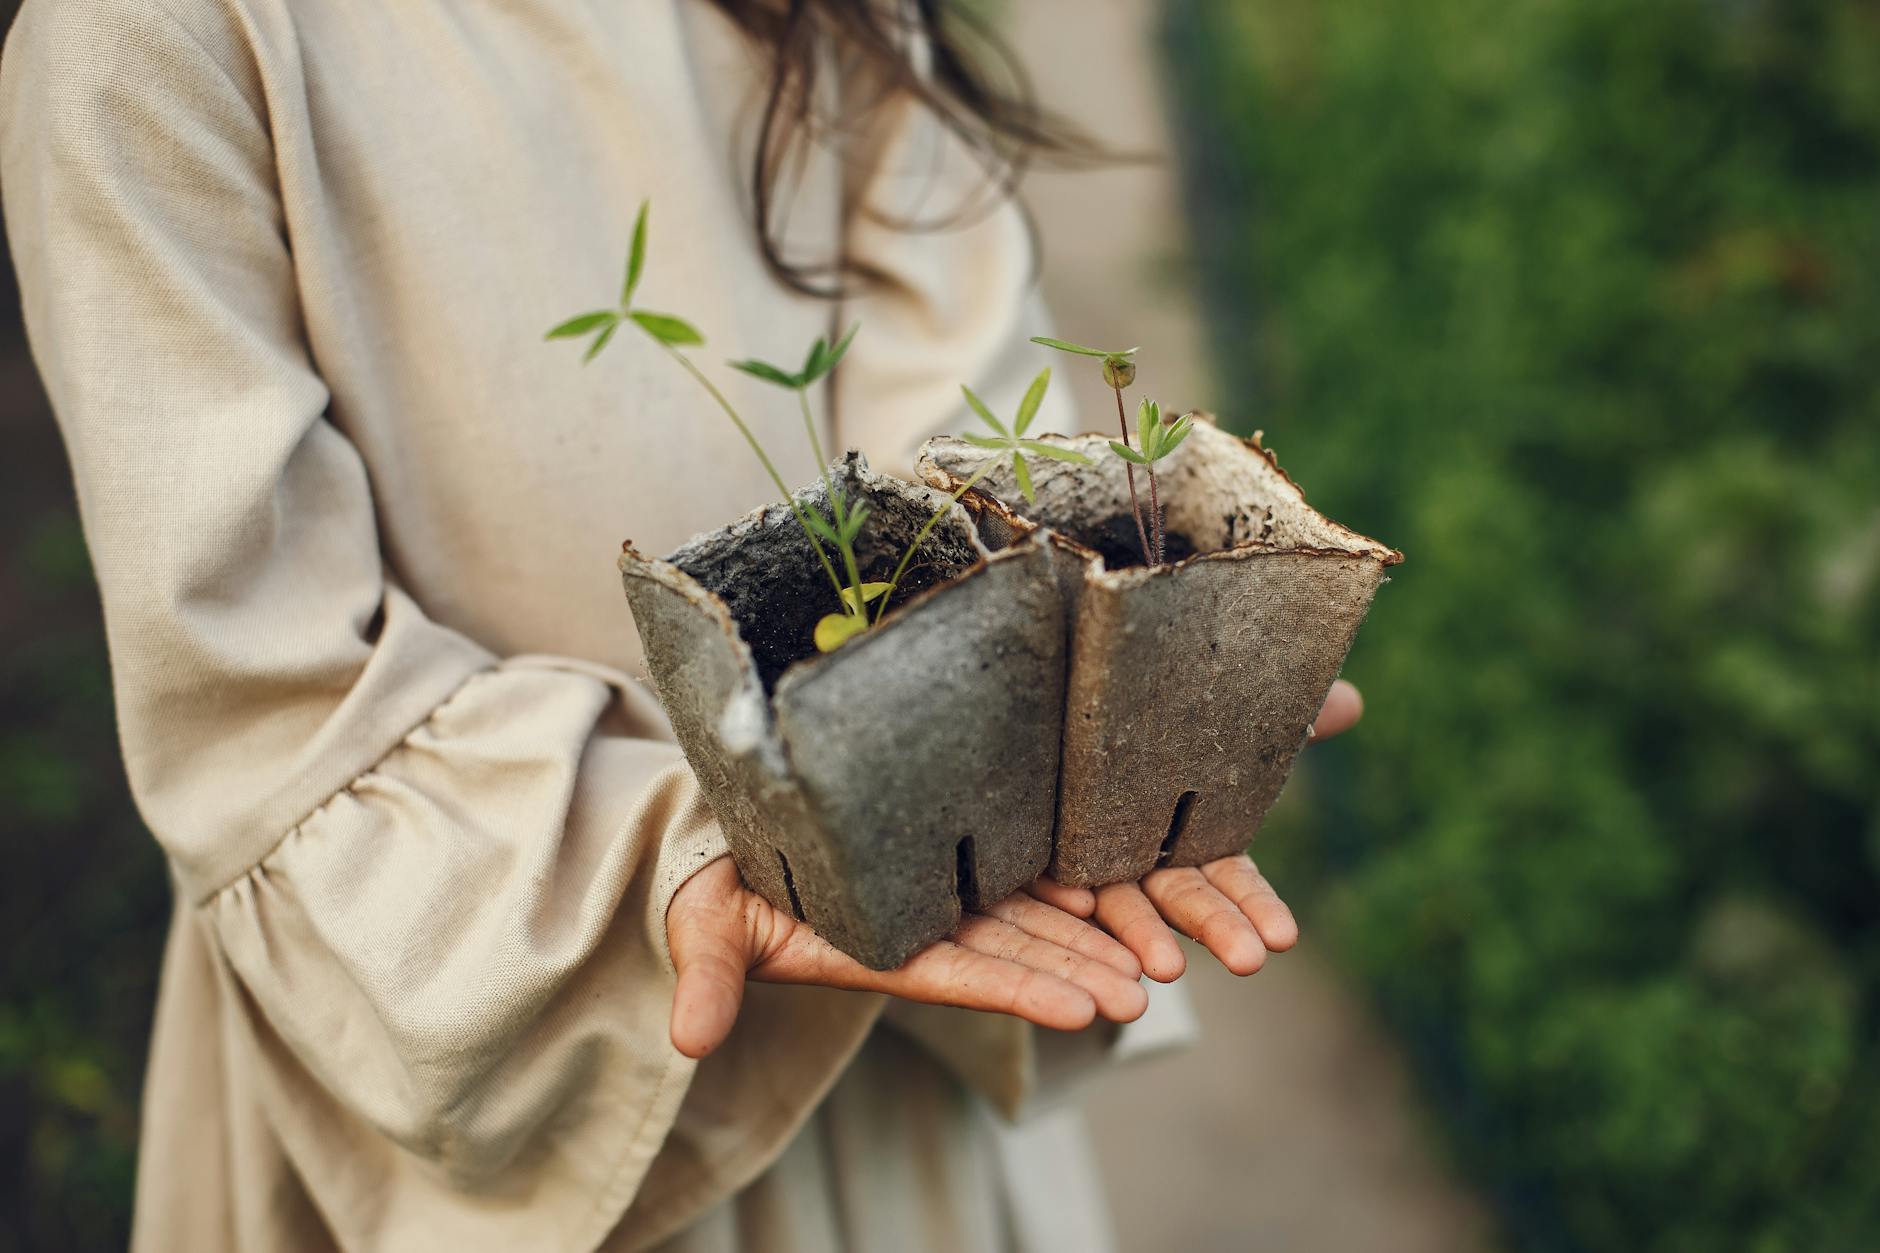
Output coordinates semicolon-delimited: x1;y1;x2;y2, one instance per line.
1029;336;1155;564
549;200;858;646
956;368;1095;506
727;330;889;651
552;200;1086;654
1108;399;1194;566
869;368;1092;627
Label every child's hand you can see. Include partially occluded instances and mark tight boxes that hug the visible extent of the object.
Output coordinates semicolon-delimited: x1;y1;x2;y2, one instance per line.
1083;680;1364;981
666;860;1148;1059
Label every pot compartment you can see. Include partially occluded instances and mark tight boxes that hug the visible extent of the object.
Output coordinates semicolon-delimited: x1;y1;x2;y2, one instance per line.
621;453;1066;968
665;452;985;692
918;418;1401;886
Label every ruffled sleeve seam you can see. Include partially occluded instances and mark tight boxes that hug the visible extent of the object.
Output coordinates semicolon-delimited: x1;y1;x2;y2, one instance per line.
190;661;499;905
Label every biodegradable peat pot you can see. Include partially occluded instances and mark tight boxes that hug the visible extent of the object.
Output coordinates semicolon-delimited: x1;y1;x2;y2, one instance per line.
919;417;1403;887
619;453;1068;969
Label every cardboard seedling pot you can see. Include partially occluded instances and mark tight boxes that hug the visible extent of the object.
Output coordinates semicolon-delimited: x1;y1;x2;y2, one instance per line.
919;417;1402;887
619;452;1068;969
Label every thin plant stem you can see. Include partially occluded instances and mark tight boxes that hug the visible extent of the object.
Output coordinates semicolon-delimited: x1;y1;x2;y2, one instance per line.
798;388;870;616
797;387;837;512
664;345;846;603
1147;465;1165;565
835;538;869;623
872;460;999;625
1113;384;1153;565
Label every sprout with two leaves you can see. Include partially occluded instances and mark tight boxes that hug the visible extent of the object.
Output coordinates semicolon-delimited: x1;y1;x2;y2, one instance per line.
722;335;902;654
1028;336;1157;564
726;330;907;652
547;202;863;644
1106;399;1194;566
863;368;1094;629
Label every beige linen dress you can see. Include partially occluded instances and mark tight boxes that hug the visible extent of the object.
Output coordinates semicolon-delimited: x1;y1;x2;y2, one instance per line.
1;0;1193;1249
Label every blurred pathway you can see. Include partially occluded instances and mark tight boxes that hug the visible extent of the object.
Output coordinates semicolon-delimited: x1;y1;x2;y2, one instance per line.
1007;4;1499;1249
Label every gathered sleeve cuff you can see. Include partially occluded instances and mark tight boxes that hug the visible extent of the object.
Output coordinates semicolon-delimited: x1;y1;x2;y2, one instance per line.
200;660;732;1248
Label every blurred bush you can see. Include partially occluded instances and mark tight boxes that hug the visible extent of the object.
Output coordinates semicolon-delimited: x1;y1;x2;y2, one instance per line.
1165;0;1879;1248
0;403;164;1253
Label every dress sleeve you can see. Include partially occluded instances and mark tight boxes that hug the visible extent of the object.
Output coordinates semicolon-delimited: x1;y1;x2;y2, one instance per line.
0;0;725;1241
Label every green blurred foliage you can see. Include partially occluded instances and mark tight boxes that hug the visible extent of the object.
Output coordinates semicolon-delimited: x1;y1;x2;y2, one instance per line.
0;499;164;1253
0;492;165;1253
1167;0;1880;1248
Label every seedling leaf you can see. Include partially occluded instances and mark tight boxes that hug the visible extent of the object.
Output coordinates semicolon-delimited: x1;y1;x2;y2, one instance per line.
814;612;866;653
1109;440;1150;465
961;433;1008;451
1029;336;1108;358
729;358;801;389
582;319;619;363
1136;399;1160;453
960;385;1009;436
1020;439;1093;464
629;310;704;347
838;581;894;614
622;201;649;305
801;337;830;384
1012;450;1035;503
547;310;616;340
838;502;870;544
802;508;840;545
802;324;860;385
821;322;861;376
1014;367;1051;435
1160;415;1195;457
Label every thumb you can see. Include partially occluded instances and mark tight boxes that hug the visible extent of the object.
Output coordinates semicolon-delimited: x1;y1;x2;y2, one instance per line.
667;862;753;1059
1310;679;1363;742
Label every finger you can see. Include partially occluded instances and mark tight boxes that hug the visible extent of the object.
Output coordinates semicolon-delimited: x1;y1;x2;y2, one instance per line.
981;891;1142;978
752;921;1100;1032
666;864;755;1059
1025;875;1098;918
1095;882;1186;983
1140;866;1268;976
885;940;1102;1031
1310;679;1364;742
1200;855;1299;952
952;915;1148;1023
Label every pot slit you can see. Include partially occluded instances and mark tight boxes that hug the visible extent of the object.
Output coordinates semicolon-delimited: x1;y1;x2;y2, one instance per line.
1158;790;1201;867
955;835;979;906
775;848;806;921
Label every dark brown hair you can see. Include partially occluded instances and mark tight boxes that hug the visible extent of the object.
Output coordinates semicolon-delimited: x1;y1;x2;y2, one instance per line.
705;0;1101;297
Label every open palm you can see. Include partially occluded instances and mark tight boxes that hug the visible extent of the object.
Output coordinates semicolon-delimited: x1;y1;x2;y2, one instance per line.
1077;679;1363;980
668;858;1149;1058
667;680;1363;1055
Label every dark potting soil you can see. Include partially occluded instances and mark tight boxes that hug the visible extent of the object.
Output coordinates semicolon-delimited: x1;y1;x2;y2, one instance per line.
673;470;983;692
1076;513;1198;570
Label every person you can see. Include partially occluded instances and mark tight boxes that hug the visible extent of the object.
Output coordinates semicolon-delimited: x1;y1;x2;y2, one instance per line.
0;1;1362;1248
